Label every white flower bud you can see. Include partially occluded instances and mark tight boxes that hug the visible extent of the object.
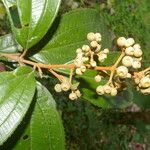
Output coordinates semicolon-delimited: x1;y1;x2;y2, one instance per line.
54;84;62;93
96;86;104;95
82;45;90;52
82;57;89;62
125;38;135;47
90;41;98;48
61;82;71;91
98;53;107;62
111;88;117;96
134;77;140;84
104;85;112;94
140;87;150;95
133;48;143;57
95;33;102;42
76;68;83;75
122;56;133;67
94;75;102;82
95;44;101;52
103;48;109;54
125;47;134;56
132;61;141;69
80;65;86;72
127;73;132;78
140;76;150;88
74;58;82;67
76;48;82;54
75;90;81;97
90;61;97;67
117;37;126;47
133;44;141;49
87;32;95;41
69;92;77;100
116;66;128;78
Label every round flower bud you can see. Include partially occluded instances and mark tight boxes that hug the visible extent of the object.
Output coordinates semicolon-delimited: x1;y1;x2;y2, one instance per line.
90;41;98;48
54;84;62;93
61;82;71;91
122;56;133;67
111;88;117;96
134;77;140;84
74;59;82;67
82;57;89;62
117;37;126;47
82;45;90;52
140;87;150;95
95;44;101;52
76;48;82;54
103;48;109;54
133;48;143;57
98;53;107;62
94;75;102;82
87;32;95;41
133;44;141;49
127;73;132;78
75;90;81;97
90;61;97;67
95;33;102;42
76;68;83;75
96;86;104;95
77;53;83;59
140;76;150;88
104;85;112;94
69;92;77;100
125;47;134;56
116;66;128;78
132;61;141;69
80;65;86;72
125;38;135;47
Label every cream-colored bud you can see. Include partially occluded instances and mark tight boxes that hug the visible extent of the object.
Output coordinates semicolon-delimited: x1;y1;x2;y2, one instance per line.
140;76;150;88
125;47;134;56
54;84;62;93
98;53;107;62
90;41;98;48
111;88;117;96
75;90;82;97
133;44;141;49
74;58;82;67
61;82;71;91
103;48;109;54
133;48;143;57
87;32;95;41
125;38;135;47
132;61;141;69
104;85;111;94
76;48;82;54
80;65;86;72
122;56;133;67
90;61;97;67
76;68;83;75
94;75;102;82
117;37;126;47
127;73;132;78
96;86;104;95
82;45;90;52
116;66;128;78
95;33;102;42
82;57;89;62
69;92;77;100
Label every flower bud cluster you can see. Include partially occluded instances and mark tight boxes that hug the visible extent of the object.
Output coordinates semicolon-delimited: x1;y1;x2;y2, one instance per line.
54;78;81;100
117;37;143;70
134;72;150;95
74;32;109;75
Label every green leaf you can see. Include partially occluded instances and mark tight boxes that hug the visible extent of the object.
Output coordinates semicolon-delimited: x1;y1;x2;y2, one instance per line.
0;34;20;53
2;0;61;49
12;82;65;150
78;70;133;108
0;66;36;145
33;8;112;64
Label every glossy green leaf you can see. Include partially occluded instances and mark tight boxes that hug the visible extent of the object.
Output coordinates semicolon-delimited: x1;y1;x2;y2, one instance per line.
0;34;20;53
0;66;36;145
33;8;112;64
2;0;61;49
12;82;65;150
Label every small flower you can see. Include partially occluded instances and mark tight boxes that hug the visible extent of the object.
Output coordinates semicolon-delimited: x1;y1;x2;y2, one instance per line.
139;76;150;88
69;92;78;100
111;88;118;96
94;75;102;82
125;47;134;56
96;86;104;95
125;38;135;47
116;66;128;78
61;82;71;91
133;48;143;57
54;84;62;93
103;85;111;94
76;68;83;75
132;61;141;69
117;37;126;47
122;56;133;67
90;60;97;67
90;41;98;48
82;45;90;52
87;32;95;41
103;48;109;54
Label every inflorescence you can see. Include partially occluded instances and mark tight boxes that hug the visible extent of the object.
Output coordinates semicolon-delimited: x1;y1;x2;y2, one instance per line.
54;32;150;100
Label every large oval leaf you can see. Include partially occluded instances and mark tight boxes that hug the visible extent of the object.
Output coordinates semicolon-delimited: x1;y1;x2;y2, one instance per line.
9;82;65;150
2;0;61;49
33;8;112;64
0;66;36;145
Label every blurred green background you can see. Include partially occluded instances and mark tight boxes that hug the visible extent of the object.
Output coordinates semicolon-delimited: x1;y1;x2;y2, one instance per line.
0;0;150;149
